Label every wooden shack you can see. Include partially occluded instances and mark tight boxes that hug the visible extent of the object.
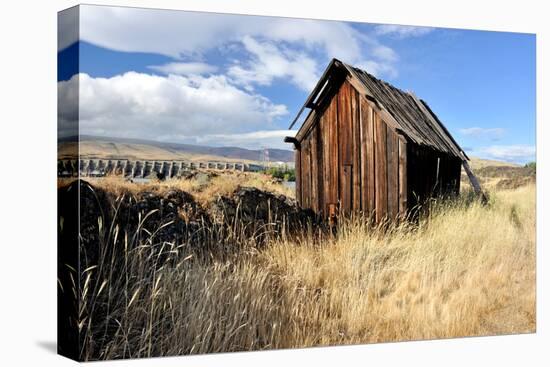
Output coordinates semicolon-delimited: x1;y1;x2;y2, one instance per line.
285;58;481;222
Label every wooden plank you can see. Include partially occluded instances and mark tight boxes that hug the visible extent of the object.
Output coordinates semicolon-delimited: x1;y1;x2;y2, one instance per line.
301;144;307;208
351;87;362;212
315;118;325;215
374;114;387;223
342;165;353;213
300;139;309;208
359;98;369;212
307;147;312;209
365;102;376;216
356;72;425;145
386;127;399;219
295;109;317;142
327;95;339;212
321;111;330;216
337;81;352;214
301;139;310;209
405;144;415;209
398;136;408;216
310;125;319;212
338;82;353;164
295;148;301;206
377;75;444;152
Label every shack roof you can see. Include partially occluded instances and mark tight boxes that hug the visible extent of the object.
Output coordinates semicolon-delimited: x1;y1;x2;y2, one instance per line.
289;58;468;160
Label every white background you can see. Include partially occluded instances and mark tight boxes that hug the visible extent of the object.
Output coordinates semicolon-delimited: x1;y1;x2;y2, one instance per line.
0;0;547;365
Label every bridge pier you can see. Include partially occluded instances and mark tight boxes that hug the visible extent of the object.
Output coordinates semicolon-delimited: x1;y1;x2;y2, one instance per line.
69;158;270;177
136;161;143;178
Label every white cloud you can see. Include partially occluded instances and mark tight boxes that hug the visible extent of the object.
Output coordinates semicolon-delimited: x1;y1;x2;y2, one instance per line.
372;45;398;63
148;62;217;75
355;60;398;78
78;5;363;61
374;24;434;38
264;19;363;63
474;145;536;163
58;72;289;148
193;130;298;150
228;36;319;92
59;5;443;145
77;5;400;80
459;127;506;140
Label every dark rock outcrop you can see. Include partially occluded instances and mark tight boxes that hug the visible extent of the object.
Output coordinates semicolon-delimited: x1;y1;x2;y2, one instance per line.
208;186;316;233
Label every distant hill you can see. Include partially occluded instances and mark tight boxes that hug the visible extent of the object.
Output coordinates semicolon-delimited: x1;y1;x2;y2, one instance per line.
467;157;520;169
462;157;534;191
58;135;294;163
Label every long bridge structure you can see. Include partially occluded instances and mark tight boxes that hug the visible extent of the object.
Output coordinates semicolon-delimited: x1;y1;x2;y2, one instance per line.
58;159;268;178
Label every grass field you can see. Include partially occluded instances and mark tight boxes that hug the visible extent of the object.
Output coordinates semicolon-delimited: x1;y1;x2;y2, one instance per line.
59;160;536;360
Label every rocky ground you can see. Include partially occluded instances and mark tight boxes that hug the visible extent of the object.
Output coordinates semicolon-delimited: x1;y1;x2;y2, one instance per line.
59;179;316;262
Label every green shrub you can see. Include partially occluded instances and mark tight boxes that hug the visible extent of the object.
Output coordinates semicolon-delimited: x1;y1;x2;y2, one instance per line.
264;167;295;181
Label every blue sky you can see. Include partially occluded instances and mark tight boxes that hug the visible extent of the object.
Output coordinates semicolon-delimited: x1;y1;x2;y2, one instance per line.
58;5;536;163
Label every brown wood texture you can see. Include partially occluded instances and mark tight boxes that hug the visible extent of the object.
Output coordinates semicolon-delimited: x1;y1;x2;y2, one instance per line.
353;68;464;158
365;103;376;216
342;165;353;213
406;144;417;210
386;126;399;219
327;94;339;211
359;98;369;213
374;113;388;222
338;82;353;213
310;125;319;212
320;110;330;215
292;70;465;224
351;88;362;212
295;109;317;142
398;136;408;216
315;118;325;215
295;149;301;206
301;139;311;209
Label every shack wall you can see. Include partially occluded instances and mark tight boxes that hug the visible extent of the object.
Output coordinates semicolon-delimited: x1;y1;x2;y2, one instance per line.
295;79;409;221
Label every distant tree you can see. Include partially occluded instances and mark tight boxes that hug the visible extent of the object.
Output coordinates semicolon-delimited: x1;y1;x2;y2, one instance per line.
283;169;296;182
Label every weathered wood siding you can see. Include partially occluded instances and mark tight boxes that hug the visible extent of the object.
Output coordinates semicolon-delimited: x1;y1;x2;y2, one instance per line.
296;79;412;221
295;79;462;222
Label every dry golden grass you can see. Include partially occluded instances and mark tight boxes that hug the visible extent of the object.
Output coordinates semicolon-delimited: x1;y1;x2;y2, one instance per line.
262;185;535;345
73;178;535;360
77;171;294;205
